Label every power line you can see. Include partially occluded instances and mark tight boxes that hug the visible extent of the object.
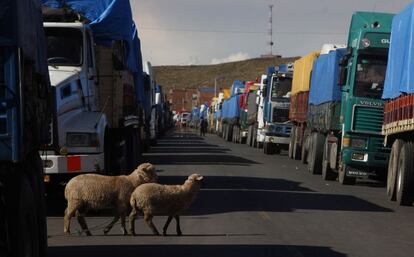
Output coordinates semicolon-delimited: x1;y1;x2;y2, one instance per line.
139;26;347;36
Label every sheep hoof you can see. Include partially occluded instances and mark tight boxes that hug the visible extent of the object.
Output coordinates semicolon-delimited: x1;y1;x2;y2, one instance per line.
64;231;71;236
103;230;109;235
85;230;92;236
177;232;182;236
162;231;167;236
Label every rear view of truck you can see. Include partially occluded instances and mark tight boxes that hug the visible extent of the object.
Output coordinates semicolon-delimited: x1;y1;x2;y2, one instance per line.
382;2;414;205
0;0;50;256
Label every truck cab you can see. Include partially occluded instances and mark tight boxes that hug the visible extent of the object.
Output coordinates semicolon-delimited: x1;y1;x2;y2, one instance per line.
336;12;393;182
42;21;107;174
259;65;293;154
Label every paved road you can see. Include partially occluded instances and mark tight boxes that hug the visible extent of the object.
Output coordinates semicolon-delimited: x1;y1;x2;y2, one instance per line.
46;128;414;257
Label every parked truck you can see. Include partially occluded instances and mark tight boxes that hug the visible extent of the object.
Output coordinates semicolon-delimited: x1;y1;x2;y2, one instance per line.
41;0;145;179
0;0;50;255
305;47;347;175
288;51;320;161
382;2;414;205
221;81;245;142
240;81;260;146
257;64;294;154
314;12;393;184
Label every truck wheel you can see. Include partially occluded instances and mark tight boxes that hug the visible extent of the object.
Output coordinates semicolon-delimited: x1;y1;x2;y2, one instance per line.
387;139;403;201
288;126;295;159
301;134;309;164
396;142;414;206
339;163;356;185
308;133;325;175
322;137;337;181
274;144;281;155
264;142;272;155
293;127;301;160
246;126;252;146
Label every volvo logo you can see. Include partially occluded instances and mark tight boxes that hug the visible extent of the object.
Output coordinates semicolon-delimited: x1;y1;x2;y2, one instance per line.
381;39;390;44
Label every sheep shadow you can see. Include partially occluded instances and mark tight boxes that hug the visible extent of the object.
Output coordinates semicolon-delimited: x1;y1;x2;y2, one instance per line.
48;244;347;257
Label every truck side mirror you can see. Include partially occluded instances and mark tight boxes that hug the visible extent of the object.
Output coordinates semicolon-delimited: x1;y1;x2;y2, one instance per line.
262;86;267;97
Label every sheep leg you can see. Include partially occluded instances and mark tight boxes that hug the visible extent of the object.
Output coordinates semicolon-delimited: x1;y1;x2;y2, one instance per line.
162;216;173;236
103;215;119;235
175;215;182;236
76;210;92;236
63;207;76;235
120;216;128;236
128;208;138;236
144;214;160;236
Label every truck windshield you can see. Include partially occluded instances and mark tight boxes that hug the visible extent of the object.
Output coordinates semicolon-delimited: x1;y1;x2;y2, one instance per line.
271;76;291;101
45;28;83;66
353;54;388;99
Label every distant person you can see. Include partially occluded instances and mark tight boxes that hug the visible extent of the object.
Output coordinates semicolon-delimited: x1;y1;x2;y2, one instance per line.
200;118;207;136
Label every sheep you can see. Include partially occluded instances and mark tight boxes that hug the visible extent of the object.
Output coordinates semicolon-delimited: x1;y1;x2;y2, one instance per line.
129;173;204;236
63;162;158;236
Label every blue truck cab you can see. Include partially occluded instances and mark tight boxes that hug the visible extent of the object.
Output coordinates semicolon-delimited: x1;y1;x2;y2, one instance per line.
260;64;294;154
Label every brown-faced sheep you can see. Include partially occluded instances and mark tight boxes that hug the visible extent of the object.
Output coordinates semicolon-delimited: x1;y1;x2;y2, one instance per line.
64;163;157;236
129;173;203;236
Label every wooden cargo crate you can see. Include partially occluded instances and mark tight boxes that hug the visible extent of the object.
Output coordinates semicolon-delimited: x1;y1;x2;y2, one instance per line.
383;94;414;135
289;91;309;123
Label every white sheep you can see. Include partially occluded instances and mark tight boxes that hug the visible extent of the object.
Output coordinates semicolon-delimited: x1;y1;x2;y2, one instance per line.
63;162;158;236
129;173;204;236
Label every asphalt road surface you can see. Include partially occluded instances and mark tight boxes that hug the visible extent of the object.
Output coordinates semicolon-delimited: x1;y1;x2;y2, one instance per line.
46;128;414;257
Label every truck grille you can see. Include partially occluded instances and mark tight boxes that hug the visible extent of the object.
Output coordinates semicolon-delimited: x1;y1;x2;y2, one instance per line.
273;108;289;123
353;106;383;134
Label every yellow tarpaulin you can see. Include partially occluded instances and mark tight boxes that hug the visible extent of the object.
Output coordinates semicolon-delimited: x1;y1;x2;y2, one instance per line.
291;51;320;95
223;89;231;99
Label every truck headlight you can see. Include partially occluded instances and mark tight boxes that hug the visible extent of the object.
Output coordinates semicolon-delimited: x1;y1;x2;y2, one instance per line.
351;138;366;148
67;133;100;147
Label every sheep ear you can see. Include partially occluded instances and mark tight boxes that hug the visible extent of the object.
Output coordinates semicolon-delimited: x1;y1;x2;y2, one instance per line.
195;176;204;181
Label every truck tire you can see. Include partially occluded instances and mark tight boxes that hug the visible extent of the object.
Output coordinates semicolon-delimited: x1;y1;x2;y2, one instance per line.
288;126;295;159
253;127;258;148
293;127;302;160
396;141;414;206
339;162;356;185
322;137;337;181
274;144;281;155
387;139;403;201
308;132;325;175
301;133;309;164
246;126;252;146
264;142;272;155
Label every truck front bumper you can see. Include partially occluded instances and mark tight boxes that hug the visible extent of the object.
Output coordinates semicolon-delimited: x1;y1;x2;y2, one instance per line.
41;153;104;174
264;135;290;145
342;148;389;177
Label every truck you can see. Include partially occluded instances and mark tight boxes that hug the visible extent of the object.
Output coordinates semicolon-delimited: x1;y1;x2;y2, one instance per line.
382;2;414;205
288;51;320;161
240;81;260;145
143;61;158;148
305;47;347;175
0;0;50;256
257;64;294;155
221;81;245;142
41;0;145;180
313;12;393;184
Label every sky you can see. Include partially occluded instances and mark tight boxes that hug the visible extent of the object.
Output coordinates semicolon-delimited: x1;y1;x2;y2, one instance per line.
131;0;412;66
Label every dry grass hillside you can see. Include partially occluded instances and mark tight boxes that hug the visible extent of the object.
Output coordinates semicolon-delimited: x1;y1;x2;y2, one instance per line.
153;56;299;90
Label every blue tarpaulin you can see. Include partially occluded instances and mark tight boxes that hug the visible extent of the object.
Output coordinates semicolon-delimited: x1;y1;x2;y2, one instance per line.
222;95;241;119
383;2;414;99
230;80;245;97
309;48;345;105
1;0;49;80
41;0;145;104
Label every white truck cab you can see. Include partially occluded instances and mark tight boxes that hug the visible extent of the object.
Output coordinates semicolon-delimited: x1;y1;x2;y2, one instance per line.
42;22;107;174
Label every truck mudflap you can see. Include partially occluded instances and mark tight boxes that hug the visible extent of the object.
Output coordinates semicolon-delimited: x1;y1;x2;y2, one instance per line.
41;153;104;174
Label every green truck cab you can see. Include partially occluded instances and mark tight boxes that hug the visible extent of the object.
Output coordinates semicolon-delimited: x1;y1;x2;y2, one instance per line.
329;12;393;183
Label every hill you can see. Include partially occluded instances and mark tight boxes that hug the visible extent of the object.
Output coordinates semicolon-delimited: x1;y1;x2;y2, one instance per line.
153;56;299;91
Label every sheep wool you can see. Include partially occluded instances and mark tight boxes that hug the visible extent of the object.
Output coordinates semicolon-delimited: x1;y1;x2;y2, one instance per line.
129;173;203;236
64;162;157;236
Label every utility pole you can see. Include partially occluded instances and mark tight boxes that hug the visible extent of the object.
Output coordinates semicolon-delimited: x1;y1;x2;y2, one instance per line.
268;4;274;56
